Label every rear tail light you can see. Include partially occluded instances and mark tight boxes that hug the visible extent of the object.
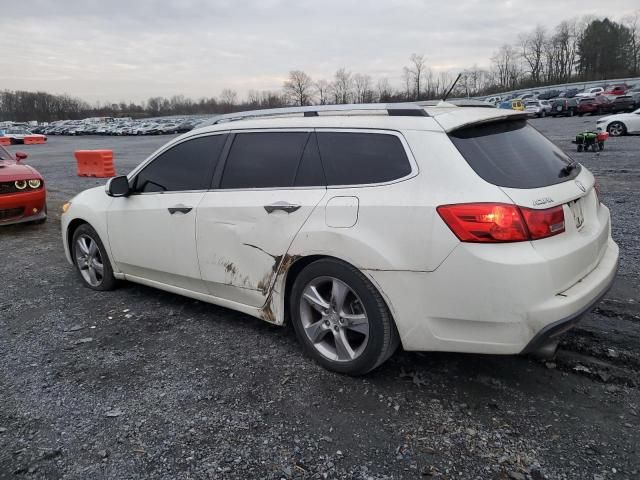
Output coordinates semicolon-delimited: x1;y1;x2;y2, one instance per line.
437;203;565;243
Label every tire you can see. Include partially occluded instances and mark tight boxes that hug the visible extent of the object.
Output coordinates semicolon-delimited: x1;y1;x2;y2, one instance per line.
599;142;605;151
290;258;399;375
607;121;626;137
577;144;583;152
71;224;117;291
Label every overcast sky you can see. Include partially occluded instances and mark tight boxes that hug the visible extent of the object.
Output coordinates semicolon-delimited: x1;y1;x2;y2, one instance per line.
1;0;637;103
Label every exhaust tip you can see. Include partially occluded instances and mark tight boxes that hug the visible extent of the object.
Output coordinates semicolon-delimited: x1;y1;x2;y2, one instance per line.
530;340;559;360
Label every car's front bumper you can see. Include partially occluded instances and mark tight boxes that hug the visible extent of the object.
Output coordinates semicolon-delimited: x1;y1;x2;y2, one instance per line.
0;189;46;226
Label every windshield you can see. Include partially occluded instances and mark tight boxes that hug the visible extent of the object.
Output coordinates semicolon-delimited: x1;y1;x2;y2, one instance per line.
0;144;13;162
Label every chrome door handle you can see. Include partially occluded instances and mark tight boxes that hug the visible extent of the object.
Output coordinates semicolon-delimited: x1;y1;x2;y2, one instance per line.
264;202;301;214
168;205;193;214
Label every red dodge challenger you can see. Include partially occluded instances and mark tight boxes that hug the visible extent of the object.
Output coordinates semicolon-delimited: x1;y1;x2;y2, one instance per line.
0;144;46;225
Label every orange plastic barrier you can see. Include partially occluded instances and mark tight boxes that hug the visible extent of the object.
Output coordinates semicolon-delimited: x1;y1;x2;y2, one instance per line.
23;135;46;145
74;150;116;178
0;137;11;146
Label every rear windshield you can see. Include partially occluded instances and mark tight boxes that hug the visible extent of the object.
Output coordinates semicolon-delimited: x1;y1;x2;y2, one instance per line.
449;119;580;189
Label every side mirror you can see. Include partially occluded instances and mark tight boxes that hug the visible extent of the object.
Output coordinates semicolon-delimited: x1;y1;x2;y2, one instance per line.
15;151;28;162
106;175;131;197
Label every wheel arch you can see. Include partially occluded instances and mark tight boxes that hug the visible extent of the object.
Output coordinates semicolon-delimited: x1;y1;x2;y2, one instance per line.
278;254;399;334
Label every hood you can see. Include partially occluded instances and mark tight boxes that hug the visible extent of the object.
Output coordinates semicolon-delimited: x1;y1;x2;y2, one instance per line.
599;112;636;122
0;163;41;182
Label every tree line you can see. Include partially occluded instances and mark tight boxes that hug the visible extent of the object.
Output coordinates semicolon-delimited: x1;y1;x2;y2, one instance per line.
1;13;638;123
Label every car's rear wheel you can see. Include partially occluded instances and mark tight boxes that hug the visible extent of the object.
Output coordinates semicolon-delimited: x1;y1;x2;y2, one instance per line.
72;224;117;291
607;121;626;137
290;258;399;375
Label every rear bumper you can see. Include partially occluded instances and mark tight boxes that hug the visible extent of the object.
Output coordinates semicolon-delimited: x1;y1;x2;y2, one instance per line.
365;237;619;355
520;253;617;354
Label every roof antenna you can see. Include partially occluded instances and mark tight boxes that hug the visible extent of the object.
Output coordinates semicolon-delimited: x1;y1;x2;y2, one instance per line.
442;73;462;102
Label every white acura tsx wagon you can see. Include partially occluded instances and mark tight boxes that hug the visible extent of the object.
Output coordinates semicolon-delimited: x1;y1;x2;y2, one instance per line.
61;103;619;375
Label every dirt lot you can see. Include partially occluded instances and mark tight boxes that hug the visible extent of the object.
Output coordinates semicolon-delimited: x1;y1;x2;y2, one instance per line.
1;116;639;479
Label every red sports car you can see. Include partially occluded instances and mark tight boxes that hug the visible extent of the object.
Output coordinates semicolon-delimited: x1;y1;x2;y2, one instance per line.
0;144;47;225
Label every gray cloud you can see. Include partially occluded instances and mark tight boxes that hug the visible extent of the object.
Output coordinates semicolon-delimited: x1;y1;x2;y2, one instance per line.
1;0;638;102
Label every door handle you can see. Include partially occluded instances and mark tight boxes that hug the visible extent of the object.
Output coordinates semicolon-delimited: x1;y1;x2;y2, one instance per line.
264;202;301;214
168;205;193;214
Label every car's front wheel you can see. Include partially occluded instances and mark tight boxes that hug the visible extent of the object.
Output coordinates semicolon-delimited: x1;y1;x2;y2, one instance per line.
72;224;117;291
608;121;627;137
290;258;399;375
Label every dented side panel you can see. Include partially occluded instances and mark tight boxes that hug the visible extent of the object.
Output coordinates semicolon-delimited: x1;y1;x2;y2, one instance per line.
195;188;326;309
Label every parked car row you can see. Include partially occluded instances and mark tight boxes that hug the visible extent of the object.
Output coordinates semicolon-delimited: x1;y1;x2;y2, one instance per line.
27;117;208;136
487;83;640;117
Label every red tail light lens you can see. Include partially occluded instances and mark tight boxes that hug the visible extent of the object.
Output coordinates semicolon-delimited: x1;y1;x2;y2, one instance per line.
436;203;528;243
437;203;565;243
519;205;565;240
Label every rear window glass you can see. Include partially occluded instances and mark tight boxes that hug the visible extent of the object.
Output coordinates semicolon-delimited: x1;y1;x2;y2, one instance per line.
221;132;309;189
316;132;411;186
449;120;579;189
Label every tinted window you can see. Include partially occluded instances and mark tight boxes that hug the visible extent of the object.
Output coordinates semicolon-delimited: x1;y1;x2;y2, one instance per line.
294;134;325;187
221;132;309;189
316;132;411;186
449;120;579;189
134;135;226;193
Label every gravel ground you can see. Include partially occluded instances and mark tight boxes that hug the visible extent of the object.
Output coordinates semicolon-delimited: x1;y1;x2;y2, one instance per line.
1;116;639;479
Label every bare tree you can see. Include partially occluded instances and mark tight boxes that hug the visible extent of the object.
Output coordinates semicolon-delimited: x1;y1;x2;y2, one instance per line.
314;79;330;105
408;53;427;99
331;68;353;104
353;73;373;103
491;44;521;88
220;89;238;111
376;78;393;102
283;70;314;106
623;11;640;75
402;66;412;100
520;26;546;83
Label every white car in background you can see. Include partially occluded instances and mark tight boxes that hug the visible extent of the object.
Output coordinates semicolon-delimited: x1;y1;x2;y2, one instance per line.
525;100;552;117
576;87;605;98
596;108;640;136
1;126;47;144
61;103;618;375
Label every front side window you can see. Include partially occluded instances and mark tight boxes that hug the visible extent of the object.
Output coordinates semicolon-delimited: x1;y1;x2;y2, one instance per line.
316;132;412;186
133;134;226;193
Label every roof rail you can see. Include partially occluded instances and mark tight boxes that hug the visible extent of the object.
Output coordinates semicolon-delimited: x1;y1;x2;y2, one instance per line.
199;103;429;127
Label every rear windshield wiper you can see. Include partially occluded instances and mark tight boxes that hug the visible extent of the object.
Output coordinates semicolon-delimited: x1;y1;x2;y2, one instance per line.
560;161;579;177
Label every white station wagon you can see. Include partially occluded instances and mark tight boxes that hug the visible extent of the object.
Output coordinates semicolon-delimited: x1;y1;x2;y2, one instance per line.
62;103;619;375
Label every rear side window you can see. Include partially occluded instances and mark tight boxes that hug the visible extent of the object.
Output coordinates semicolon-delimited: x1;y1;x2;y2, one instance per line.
316;132;411;186
449;120;579;189
221;132;310;189
134;134;226;193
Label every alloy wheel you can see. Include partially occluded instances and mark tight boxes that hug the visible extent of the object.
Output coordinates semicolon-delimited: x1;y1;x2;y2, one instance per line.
299;276;369;362
74;234;105;287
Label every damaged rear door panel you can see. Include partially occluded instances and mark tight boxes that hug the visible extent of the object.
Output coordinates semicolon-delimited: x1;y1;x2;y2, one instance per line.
196;130;326;308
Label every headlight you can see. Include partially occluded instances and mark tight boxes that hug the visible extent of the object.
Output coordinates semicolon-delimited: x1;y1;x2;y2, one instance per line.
62;202;72;214
15;180;27;190
28;179;41;189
